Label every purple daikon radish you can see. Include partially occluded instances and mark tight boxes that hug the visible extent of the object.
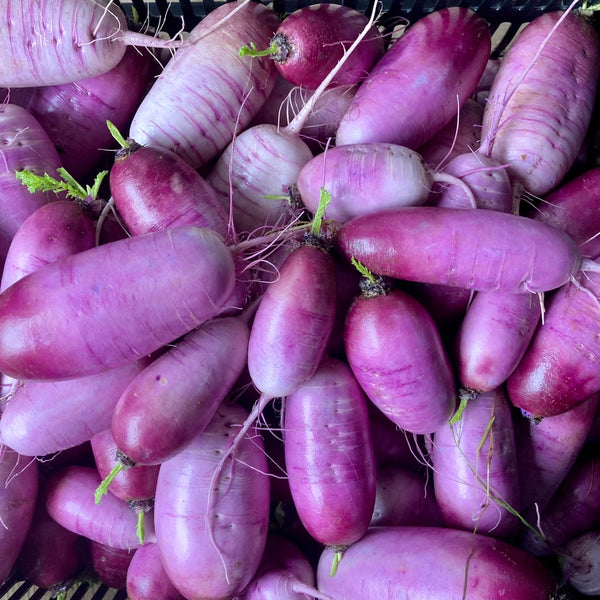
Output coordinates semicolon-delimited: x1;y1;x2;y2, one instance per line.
19;47;156;180
241;3;384;88
0;360;146;457
520;444;600;557
344;265;456;435
91;540;134;590
0;446;38;585
370;465;443;527
127;542;184;600
0;225;236;381
296;142;476;223
129;0;280;169
336;7;491;149
507;264;600;418
207;4;380;235
479;9;600;197
516;393;600;519
432;387;521;539
45;465;155;550
284;356;377;573
336;206;591;294
154;402;270;600
238;534;335;600
316;526;558;600
559;530;600;596
456;289;542;393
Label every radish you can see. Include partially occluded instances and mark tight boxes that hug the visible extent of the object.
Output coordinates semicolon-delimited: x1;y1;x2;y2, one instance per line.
129;0;280;169
91;540;134;590
153;402;270;600
316;526;558;600
335;7;492;149
284;356;377;573
0;225;236;381
0;0;182;88
336;206;594;294
344;263;456;435
559;530;600;596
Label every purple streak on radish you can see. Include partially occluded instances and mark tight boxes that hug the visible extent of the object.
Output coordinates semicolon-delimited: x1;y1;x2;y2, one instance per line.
432;387;521;539
316;526;558;600
344;270;456;435
336;7;492;149
0;225;236;381
154;402;270;600
45;465;155;550
284;356;377;572
336;206;592;294
0;360;146;457
0;446;38;585
129;0;280;169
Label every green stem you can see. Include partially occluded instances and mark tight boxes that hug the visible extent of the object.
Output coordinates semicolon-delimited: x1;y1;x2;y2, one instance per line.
95;462;125;505
351;257;376;284
329;549;343;577
239;41;278;58
310;187;332;238
106;120;129;149
136;510;146;545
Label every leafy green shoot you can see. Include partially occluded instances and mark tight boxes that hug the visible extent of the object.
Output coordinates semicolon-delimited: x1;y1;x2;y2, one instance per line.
239;41;278;58
106;119;129;149
351;257;376;284
15;167;108;202
310;187;331;238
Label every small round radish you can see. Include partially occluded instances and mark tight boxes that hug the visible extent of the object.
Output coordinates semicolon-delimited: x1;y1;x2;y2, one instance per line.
127;542;184;600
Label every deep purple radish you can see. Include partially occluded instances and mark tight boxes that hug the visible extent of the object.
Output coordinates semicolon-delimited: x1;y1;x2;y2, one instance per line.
0;200;96;293
479;10;600;197
154;402;270;600
344;268;456;435
528;165;600;259
456;289;542;393
370;465;443;528
316;526;558;600
91;429;159;545
19;47;156;180
506;264;600;418
432;387;521;539
108;133;229;239
515;392;600;519
45;465;155;550
559;530;600;596
242;3;384;88
0;446;39;585
127;542;184;600
336;206;592;294
296;142;477;223
129;0;280;169
109;314;250;469
520;444;600;557
207;5;380;235
0;0;183;87
336;7;491;149
417;98;484;169
0;360;146;457
16;492;86;590
91;540;134;590
284;356;377;572
0;104;64;268
0;225;236;381
238;534;335;600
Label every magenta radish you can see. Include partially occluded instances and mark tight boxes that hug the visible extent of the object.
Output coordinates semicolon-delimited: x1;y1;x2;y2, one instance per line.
45;465;155;550
242;3;384;88
91;541;134;590
0;0;182;88
0;360;146;457
344;267;456;435
336;206;591;294
296;142;476;223
432;387;521;539
126;542;184;600
559;530;600;596
316;526;558;600
506;264;600;418
479;10;600;197
0;446;39;585
153;402;270;600
0;225;236;381
516;392;600;518
336;7;491;149
283;356;377;570
129;0;280;169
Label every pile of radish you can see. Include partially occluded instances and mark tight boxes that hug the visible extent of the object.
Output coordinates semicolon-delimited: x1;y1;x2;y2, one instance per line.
3;0;600;598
